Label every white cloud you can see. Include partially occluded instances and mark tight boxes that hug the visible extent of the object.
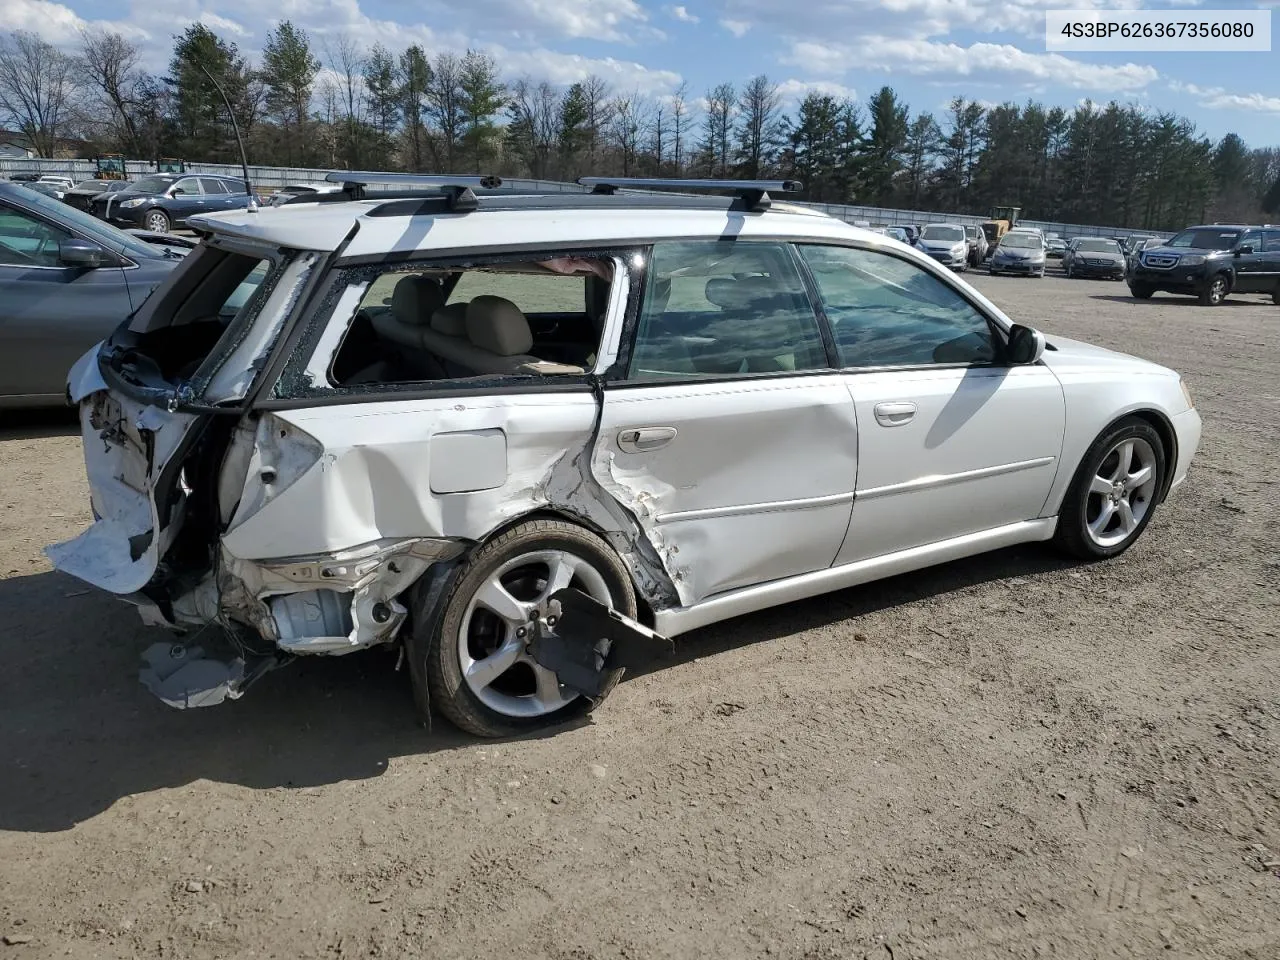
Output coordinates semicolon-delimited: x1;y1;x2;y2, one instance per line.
198;12;248;37
776;78;857;104
1170;81;1280;115
720;18;751;37
0;0;149;45
495;48;682;95
784;37;1158;92
665;4;699;23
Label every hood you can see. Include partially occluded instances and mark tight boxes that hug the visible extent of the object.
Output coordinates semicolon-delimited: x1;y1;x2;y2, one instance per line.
920;237;965;250
1039;335;1175;377
1074;250;1124;262
995;246;1039;258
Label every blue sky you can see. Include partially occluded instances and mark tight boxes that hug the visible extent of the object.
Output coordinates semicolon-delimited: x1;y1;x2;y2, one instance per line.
6;0;1279;144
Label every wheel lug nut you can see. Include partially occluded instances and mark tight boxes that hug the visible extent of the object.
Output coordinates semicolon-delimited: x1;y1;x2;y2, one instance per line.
517;627;527;638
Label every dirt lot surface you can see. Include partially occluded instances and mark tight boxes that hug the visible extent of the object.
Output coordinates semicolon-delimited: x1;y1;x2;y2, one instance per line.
1;269;1277;960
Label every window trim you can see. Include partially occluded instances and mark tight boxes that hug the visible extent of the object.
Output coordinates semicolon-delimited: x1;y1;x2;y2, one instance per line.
791;239;1015;374
610;238;836;387
270;244;639;403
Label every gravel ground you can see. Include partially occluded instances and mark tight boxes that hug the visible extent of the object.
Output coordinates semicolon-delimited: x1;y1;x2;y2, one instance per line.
1;268;1277;960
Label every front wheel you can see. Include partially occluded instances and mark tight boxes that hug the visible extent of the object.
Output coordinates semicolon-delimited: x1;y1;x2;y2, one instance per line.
412;518;637;738
1271;285;1280;305
1054;417;1166;561
145;209;171;233
1199;273;1228;306
1129;283;1153;300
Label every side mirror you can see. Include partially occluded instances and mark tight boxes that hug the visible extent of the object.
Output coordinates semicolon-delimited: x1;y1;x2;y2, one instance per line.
1235;244;1253;256
170;187;184;196
59;238;108;268
1006;324;1046;365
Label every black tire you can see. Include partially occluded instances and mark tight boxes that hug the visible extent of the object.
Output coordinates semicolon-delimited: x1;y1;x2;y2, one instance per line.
1053;417;1167;562
412;518;636;738
1128;283;1154;300
1199;273;1228;306
145;209;171;233
1271;285;1280;306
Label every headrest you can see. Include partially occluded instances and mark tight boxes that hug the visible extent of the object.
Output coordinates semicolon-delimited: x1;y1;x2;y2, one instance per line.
466;295;533;357
391;276;444;327
704;277;738;309
430;302;468;337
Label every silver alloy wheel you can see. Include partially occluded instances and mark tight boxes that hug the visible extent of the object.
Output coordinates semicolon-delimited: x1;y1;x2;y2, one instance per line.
146;211;169;232
1206;275;1227;305
1085;436;1158;548
457;549;611;719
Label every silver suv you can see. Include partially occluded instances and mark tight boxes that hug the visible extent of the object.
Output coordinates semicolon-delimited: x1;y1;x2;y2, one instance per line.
49;175;1201;737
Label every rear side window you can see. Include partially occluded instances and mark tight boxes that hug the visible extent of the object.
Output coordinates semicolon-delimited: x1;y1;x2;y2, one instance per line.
628;240;827;379
447;269;585;314
199;178;229;195
798;244;997;368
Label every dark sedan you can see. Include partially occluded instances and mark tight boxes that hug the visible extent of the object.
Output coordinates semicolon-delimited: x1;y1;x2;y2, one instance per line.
90;173;252;233
0;182;183;408
63;178;132;212
1063;237;1126;279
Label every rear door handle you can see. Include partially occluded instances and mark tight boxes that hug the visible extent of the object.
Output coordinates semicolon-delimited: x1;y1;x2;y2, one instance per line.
873;401;917;427
617;426;677;453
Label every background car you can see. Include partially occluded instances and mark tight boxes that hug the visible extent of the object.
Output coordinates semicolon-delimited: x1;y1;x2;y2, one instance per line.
917;223;970;270
963;224;988;265
38;175;76;191
989;231;1046;276
90;173;253;233
1046;237;1067;259
63;178;132;213
21;181;67;202
0;182;183;408
268;182;345;206
1063;237;1126;280
1128;224;1280;305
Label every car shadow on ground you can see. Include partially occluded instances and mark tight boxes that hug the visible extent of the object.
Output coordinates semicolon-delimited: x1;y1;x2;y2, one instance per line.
1089;294;1273;308
0;408;78;440
0;544;1075;833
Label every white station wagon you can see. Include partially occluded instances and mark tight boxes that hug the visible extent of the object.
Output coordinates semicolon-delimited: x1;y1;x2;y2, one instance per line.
49;175;1202;737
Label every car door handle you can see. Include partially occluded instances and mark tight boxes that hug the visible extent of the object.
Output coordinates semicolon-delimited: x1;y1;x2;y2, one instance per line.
873;401;917;427
617;426;677;453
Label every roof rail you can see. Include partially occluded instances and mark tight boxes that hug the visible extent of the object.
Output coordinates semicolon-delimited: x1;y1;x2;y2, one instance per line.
323;172;502;211
576;176;801;212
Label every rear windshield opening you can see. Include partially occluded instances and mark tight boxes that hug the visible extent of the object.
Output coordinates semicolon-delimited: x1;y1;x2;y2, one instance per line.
327;257;615;387
114;247;273;384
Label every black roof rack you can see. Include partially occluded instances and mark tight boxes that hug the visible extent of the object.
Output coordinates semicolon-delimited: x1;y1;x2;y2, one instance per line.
577;176;802;212
323;172;502;211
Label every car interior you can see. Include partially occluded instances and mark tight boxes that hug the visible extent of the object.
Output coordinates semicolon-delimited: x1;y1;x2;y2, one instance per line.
329;257;615;385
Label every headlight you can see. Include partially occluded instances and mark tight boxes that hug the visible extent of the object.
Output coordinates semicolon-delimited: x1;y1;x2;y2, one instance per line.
1179;254;1205;266
1179;378;1194;410
1031;251;1045;260
118;198;145;208
952;243;966;255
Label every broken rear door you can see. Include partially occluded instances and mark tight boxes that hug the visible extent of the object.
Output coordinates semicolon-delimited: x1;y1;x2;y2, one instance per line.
593;240;857;607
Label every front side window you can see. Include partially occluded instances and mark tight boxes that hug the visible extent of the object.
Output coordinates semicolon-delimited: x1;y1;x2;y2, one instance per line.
628;240;827;379
0;203;70;267
797;244;998;368
173;177;201;196
1238;229;1262;252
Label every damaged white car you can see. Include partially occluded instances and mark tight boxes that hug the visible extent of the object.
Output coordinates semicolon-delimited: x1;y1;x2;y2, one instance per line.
48;175;1202;737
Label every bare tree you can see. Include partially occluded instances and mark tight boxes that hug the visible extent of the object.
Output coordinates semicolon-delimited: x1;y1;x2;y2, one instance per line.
699;82;736;176
581;75;611;173
508;77;560;178
323;33;366;167
78;29;147;154
735;75;782;178
609;91;650;176
427;53;465;169
0;31;77;157
670;81;689;175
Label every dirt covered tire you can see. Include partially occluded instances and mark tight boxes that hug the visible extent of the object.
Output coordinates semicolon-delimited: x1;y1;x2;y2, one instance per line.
145;209;171;233
411;519;636;738
1054;416;1166;562
1199;273;1228;306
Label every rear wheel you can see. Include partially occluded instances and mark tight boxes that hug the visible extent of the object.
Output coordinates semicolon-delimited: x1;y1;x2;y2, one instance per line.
1054;417;1166;561
413;518;636;738
145;209;170;233
1199;273;1228;306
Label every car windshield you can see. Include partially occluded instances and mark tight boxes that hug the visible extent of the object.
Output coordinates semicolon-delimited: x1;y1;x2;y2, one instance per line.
921;225;965;241
1076;239;1121;253
1166;228;1241;250
1001;233;1042;250
11;184;162;260
122;176;173;195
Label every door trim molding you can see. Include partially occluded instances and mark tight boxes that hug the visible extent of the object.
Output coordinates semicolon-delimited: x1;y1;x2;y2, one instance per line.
856;456;1055;501
653;517;1058;637
655;490;854;524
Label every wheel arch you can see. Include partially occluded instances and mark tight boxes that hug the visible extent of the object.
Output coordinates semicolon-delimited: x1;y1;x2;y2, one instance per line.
1056;408;1178;511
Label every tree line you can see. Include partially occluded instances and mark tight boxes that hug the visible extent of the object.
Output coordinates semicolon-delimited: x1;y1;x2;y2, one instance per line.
2;24;1279;230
